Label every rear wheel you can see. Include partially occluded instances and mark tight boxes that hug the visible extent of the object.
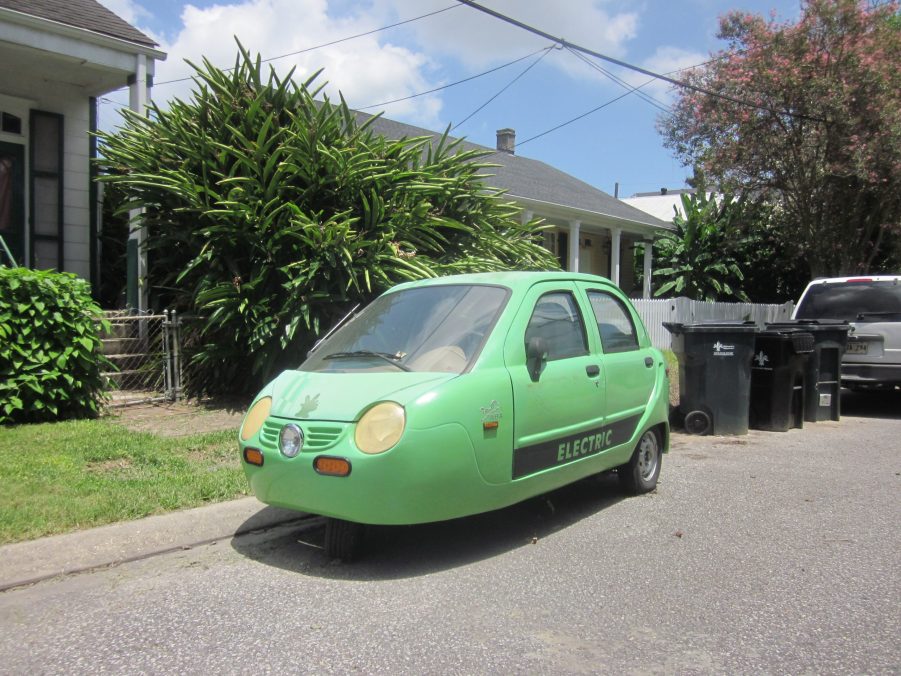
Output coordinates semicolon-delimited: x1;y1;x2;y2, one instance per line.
324;518;366;561
619;428;661;495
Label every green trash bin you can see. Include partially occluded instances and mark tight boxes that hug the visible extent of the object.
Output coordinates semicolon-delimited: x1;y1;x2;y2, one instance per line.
664;322;757;435
766;320;851;421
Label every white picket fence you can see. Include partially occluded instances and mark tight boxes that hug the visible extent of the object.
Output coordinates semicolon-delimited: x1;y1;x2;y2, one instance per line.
633;297;796;350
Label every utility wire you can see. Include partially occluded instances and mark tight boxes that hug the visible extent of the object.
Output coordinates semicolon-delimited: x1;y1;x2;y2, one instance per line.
451;44;555;131
358;46;550;110
514;59;720;151
516;89;637;149
455;0;823;122
99;4;462;95
564;47;671;114
155;4;462;86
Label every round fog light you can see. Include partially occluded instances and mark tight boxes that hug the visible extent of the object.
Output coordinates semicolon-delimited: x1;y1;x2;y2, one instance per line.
279;424;304;458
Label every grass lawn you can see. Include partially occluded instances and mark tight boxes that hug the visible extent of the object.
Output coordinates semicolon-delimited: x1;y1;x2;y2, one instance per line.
0;417;248;545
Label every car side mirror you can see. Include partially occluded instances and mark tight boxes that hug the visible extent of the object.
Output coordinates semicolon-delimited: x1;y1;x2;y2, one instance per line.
526;336;548;382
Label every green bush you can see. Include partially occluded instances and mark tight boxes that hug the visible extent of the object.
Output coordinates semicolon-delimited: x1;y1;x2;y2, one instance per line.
0;268;111;424
97;45;558;396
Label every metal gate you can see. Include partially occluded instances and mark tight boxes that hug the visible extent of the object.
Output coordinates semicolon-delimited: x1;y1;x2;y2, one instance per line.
99;310;184;407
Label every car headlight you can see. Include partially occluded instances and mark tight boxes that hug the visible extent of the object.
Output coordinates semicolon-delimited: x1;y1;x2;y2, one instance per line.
240;396;271;441
355;402;405;454
279;424;304;458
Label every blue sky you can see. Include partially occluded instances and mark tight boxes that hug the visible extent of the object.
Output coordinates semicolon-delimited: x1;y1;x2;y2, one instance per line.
99;0;802;199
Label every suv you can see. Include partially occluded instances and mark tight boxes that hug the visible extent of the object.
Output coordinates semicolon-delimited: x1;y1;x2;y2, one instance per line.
793;275;901;390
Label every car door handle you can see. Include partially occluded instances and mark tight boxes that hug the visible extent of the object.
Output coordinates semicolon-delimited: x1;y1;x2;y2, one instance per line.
586;365;600;377
645;357;654;368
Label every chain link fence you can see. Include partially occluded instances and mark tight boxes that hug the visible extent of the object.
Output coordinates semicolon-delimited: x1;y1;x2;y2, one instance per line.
98;310;185;407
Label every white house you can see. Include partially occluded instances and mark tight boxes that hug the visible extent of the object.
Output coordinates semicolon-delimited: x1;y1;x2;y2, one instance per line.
621;188;700;224
0;0;164;293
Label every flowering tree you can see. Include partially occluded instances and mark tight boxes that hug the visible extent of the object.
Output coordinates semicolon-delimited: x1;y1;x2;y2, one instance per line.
660;0;901;277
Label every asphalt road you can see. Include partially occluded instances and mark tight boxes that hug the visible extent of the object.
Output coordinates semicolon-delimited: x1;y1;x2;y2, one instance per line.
1;391;899;674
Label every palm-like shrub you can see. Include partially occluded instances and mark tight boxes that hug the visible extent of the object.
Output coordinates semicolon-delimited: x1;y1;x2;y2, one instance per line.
97;47;557;394
653;188;750;302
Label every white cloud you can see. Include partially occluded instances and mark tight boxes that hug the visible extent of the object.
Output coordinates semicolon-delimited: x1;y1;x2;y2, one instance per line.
144;0;444;128
631;46;709;101
377;0;639;71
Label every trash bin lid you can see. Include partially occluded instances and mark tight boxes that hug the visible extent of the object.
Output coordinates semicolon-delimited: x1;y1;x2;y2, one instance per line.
766;320;851;335
758;329;815;353
664;321;757;334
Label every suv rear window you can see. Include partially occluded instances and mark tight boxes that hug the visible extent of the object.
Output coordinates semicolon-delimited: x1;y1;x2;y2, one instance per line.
796;280;901;321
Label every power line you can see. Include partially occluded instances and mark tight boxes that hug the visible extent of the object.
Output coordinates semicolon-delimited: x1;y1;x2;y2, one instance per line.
451;45;555;131
357;46;551;110
455;0;823;122
564;47;670;114
512;58;723;152
516;89;637;149
101;4;463;95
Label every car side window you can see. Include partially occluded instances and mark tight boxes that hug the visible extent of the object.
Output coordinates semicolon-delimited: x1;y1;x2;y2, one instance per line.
524;292;588;360
587;290;639;353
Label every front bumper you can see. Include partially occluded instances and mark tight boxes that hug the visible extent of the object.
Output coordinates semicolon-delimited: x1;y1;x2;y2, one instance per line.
241;418;502;525
841;362;901;387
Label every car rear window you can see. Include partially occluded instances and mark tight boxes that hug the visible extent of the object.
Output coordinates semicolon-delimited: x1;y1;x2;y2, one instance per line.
796;280;901;321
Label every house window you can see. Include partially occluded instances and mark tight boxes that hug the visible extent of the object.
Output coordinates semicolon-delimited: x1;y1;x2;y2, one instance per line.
0;141;25;265
30;111;63;270
2;112;22;135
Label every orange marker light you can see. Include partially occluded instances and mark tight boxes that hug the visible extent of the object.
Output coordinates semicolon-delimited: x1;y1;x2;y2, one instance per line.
314;456;352;477
483;421;499;430
243;448;264;466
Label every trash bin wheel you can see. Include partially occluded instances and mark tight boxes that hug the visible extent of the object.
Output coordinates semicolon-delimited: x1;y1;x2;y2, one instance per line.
324;518;366;561
619;427;662;495
684;410;712;436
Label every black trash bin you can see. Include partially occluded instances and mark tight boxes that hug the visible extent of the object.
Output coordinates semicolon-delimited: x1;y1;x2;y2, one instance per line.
749;329;814;431
766;320;851;421
664;322;757;436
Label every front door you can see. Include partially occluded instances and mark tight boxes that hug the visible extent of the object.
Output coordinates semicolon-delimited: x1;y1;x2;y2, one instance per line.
506;283;606;479
0;141;25;266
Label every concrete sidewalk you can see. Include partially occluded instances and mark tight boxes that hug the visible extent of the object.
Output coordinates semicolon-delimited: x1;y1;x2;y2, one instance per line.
0;498;305;592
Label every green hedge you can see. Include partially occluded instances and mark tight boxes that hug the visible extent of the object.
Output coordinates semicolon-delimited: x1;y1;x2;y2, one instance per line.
0;268;111;424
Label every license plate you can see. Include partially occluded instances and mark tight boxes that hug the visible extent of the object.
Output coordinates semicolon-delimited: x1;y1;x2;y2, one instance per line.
847;341;868;354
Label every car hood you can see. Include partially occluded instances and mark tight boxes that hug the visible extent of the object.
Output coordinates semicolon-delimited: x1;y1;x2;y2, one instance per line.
267;369;456;422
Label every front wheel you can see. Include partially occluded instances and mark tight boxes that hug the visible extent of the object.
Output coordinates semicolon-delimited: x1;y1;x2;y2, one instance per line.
618;428;661;495
324;518;366;561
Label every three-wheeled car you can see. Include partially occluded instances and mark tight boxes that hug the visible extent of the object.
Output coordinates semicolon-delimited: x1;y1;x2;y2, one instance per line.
239;271;670;559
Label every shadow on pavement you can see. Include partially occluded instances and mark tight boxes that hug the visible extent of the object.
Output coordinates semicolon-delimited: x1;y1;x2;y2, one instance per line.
230;472;626;580
840;388;901;420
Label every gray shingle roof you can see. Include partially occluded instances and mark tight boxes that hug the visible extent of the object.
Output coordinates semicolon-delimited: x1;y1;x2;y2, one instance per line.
0;0;157;47
359;113;669;231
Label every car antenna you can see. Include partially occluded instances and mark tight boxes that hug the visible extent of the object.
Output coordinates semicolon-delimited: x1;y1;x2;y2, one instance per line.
308;304;361;355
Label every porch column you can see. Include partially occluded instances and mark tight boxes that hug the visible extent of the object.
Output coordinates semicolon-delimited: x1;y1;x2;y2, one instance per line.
610;227;622;286
643;238;654;298
520;209;533;225
568;220;580;272
127;54;150;312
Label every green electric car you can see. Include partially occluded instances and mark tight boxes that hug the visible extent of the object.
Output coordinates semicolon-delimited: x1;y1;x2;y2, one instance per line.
239;271;670;559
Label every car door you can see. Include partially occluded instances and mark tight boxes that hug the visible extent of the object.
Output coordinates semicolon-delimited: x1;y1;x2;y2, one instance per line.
580;285;656;434
505;282;606;479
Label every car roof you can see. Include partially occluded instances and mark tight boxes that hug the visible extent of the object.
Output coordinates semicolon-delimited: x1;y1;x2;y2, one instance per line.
388;270;619;293
804;275;901;285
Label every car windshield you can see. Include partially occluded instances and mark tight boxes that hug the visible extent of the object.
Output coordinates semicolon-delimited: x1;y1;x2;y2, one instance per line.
796;280;901;321
302;284;509;373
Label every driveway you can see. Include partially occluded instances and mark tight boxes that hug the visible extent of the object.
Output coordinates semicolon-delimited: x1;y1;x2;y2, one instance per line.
1;393;899;674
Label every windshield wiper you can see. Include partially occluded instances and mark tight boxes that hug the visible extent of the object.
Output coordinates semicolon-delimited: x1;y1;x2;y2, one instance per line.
323;350;411;371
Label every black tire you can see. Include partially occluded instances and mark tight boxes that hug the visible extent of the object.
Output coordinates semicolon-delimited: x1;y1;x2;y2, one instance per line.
324;518;366;561
618;428;662;495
